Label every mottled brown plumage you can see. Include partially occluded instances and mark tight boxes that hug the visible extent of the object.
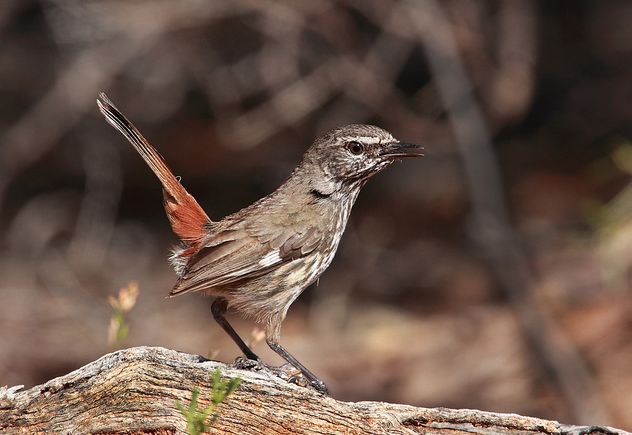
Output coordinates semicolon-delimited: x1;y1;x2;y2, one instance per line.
97;92;421;393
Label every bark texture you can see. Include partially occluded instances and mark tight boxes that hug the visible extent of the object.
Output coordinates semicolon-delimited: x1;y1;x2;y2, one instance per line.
0;347;626;434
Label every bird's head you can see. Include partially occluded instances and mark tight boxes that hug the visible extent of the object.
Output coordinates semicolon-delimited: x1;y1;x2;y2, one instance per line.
303;124;422;185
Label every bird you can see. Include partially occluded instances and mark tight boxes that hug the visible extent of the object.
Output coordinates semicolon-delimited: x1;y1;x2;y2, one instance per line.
96;92;421;393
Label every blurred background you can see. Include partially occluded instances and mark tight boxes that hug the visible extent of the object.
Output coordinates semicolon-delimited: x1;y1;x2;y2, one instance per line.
0;0;631;429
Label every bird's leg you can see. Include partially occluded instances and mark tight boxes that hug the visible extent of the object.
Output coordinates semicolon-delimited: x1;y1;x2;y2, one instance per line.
211;297;259;361
265;322;328;394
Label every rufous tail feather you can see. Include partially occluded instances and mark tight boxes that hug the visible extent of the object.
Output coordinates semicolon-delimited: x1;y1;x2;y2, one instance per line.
97;92;211;246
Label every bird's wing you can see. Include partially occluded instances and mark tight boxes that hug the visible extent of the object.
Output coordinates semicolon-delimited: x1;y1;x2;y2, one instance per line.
169;219;323;296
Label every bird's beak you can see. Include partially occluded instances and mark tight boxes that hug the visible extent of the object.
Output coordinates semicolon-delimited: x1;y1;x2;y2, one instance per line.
380;142;424;159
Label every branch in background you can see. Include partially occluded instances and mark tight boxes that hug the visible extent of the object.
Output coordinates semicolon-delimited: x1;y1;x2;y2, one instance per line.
0;1;253;217
211;1;422;147
406;0;610;424
0;38;150;217
485;0;537;126
68;138;122;271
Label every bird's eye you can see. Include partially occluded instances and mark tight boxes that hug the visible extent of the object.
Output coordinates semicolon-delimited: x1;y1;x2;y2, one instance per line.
347;141;364;155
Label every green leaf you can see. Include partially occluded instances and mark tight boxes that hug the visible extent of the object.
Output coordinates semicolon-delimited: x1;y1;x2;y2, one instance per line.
175;368;241;435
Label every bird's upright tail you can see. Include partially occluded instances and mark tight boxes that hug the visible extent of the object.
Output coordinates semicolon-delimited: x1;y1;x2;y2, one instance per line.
97;92;211;247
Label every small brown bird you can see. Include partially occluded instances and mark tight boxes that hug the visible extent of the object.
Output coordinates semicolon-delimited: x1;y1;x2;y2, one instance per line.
97;92;421;393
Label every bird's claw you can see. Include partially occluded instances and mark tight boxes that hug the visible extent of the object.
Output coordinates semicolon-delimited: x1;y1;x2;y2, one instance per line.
232;356;263;370
233;357;328;394
286;373;328;395
309;379;329;395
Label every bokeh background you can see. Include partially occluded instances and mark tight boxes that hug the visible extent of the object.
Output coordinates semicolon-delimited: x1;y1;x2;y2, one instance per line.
1;0;631;429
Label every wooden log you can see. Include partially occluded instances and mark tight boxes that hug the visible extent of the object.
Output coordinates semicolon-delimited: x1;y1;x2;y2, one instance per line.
0;347;626;434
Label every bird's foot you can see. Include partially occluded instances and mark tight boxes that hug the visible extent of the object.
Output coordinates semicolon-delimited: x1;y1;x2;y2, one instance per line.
232;356;265;371
232;357;287;377
232;358;328;394
278;364;329;395
307;378;329;395
232;357;294;383
287;375;328;395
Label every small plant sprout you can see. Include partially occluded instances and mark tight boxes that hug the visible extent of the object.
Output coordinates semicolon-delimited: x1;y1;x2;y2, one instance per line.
107;281;139;348
176;368;241;435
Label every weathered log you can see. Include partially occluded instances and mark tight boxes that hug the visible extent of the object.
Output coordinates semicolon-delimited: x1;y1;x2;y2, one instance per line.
0;346;626;434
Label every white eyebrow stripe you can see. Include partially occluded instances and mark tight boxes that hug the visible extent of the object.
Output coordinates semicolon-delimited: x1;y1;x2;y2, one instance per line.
341;136;383;144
